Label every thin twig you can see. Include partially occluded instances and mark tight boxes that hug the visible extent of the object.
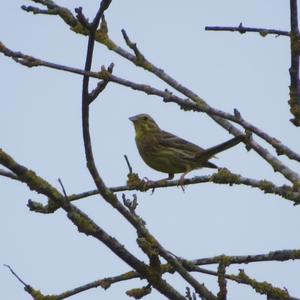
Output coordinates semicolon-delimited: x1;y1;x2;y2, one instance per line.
89;63;114;104
205;23;289;37
124;154;133;174
121;29;145;63
75;6;91;30
4;264;29;287
58;178;68;199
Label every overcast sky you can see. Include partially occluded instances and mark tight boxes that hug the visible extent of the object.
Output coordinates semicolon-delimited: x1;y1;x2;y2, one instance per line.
1;1;300;299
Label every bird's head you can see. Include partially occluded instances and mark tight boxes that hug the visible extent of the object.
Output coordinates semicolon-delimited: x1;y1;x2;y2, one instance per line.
129;114;160;136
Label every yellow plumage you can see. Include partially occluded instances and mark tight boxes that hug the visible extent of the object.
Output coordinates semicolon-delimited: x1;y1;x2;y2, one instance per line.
130;113;243;187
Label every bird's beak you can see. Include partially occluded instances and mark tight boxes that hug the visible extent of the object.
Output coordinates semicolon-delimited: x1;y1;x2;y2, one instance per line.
129;115;138;123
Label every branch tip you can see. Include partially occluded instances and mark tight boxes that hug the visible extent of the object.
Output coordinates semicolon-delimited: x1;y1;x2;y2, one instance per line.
124;154;133;174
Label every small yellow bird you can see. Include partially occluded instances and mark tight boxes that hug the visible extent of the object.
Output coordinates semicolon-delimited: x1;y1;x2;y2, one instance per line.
129;113;244;189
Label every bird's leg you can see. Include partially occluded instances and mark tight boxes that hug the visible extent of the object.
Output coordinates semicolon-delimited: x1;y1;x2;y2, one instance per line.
178;171;191;192
150;174;174;194
160;173;174;181
154;173;174;185
179;174;185;192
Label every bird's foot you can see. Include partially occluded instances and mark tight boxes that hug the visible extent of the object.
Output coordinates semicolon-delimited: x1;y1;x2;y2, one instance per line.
140;177;172;194
140;177;156;194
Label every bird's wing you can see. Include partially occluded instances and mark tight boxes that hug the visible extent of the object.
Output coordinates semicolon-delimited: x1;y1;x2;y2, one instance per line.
158;130;204;158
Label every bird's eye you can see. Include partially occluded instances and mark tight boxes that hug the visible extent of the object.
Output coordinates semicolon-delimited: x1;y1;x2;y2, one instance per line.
143;116;148;121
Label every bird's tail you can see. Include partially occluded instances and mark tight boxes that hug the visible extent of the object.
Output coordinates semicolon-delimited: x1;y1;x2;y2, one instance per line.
197;135;244;159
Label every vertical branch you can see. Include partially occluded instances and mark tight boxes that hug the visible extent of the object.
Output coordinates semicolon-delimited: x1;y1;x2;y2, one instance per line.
81;1;112;195
79;2;187;299
217;264;227;300
289;0;300;126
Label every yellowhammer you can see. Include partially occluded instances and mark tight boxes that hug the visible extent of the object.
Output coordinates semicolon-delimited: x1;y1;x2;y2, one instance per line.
129;113;244;189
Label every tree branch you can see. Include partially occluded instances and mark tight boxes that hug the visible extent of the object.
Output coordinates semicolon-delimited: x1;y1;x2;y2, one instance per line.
205;23;289;37
289;0;300;126
26;167;300;214
192;249;300;266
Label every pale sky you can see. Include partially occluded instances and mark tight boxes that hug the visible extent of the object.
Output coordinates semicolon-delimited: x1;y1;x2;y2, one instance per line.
1;1;299;299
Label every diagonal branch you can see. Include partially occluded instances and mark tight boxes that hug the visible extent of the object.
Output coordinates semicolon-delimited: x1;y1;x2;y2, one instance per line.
2;40;300;166
158;246;218;300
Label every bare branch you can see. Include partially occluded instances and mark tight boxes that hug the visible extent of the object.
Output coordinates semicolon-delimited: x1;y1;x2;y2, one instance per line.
89;63;114;104
124;155;133;174
74;6;91;29
21;5;57;16
21;1;78;29
4;264;29;288
228;269;292;299
121;29;146;65
192;249;300;266
58;178;68;199
55;271;139;299
190;266;299;300
4;264;40;298
205;23;289;37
